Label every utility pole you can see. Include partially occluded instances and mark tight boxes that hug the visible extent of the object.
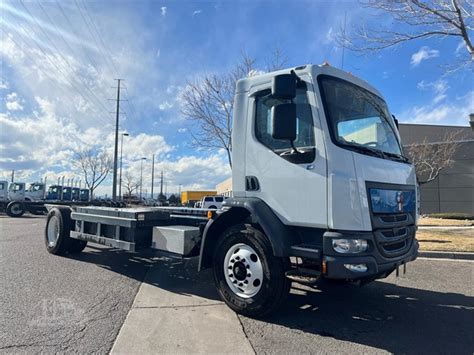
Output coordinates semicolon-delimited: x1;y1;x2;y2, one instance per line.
119;132;129;200
139;157;146;200
111;78;124;201
151;154;155;199
11;170;14;182
160;171;163;197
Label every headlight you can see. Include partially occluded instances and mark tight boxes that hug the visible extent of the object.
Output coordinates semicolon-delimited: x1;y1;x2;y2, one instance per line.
332;239;368;254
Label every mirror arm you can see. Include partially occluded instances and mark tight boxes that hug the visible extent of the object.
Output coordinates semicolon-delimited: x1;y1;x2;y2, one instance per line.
290;70;302;85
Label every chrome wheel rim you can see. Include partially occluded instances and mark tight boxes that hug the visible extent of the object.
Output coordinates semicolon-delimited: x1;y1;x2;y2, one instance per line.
47;215;60;247
224;243;263;298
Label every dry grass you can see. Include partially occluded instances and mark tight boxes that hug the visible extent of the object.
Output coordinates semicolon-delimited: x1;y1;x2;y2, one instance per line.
418;217;473;227
417;229;474;252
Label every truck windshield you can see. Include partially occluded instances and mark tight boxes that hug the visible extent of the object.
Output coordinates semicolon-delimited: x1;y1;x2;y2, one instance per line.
319;76;404;159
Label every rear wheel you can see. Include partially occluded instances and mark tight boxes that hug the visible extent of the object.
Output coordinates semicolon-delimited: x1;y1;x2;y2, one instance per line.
45;207;87;255
6;201;25;217
213;224;290;318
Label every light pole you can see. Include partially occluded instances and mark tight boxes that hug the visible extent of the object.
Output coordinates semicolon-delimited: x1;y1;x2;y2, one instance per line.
139;157;146;200
119;132;129;200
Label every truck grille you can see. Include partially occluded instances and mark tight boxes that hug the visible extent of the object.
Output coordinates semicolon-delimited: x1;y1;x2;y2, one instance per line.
373;213;415;258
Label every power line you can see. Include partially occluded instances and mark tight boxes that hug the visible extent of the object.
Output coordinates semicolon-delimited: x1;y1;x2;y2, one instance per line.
3;33;106;146
73;0;117;78
79;0;119;76
79;1;142;125
18;0;112;115
4;26;112;127
38;0;102;76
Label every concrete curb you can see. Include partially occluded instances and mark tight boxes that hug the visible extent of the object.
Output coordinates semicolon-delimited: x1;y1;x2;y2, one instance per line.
419;250;474;260
418;226;473;230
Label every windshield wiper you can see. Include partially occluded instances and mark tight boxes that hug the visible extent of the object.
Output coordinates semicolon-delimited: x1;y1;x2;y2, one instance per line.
382;151;410;163
346;144;385;159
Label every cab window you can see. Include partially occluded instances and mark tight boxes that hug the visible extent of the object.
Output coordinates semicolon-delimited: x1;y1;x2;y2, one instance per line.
254;82;315;164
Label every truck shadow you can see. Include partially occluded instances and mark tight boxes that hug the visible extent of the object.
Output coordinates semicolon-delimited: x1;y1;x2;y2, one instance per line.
70;246;220;302
70;247;474;353
259;280;474;354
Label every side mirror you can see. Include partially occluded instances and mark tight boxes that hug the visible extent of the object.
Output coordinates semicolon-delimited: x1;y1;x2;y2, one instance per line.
272;74;296;99
271;103;297;141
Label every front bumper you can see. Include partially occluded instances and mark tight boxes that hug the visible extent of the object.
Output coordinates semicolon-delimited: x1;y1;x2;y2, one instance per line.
322;230;419;280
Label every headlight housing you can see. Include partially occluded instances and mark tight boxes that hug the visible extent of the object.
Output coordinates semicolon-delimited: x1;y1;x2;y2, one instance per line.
332;239;368;254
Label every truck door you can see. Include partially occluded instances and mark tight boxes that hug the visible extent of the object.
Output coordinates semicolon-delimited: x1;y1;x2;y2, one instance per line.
245;76;327;228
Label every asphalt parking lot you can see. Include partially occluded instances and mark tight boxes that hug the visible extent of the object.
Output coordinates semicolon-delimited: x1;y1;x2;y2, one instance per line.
1;214;473;354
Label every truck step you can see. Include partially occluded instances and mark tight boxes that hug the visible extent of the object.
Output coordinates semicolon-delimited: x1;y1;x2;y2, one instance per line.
290;244;322;260
285;268;321;285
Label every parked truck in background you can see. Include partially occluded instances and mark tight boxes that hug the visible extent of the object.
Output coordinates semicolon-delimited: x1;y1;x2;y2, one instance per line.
44;63;419;317
196;195;226;209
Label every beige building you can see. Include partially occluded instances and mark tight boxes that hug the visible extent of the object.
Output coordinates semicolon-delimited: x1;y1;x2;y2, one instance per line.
216;177;232;197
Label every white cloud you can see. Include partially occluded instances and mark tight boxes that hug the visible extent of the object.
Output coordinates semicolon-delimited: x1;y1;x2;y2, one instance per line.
411;46;439;67
417;79;449;104
159;101;173;110
156;49;161;58
177;128;187;133
399;91;474;126
324;27;334;44
161;6;167;16
5;92;24;111
192;10;202;17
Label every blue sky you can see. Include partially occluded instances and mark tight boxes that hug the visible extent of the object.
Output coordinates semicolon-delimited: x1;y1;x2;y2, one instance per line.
0;0;472;195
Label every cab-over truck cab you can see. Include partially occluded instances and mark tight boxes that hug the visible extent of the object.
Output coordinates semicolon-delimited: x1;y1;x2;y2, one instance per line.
199;64;418;315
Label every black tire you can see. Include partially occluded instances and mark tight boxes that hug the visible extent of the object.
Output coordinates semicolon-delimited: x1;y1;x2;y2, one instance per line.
213;224;291;318
6;201;25;218
44;207;86;255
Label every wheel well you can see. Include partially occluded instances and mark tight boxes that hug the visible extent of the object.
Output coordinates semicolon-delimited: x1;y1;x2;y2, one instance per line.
198;207;250;270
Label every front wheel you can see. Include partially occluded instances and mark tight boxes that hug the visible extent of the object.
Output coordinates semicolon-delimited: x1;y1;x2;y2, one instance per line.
213;224;290;318
6;201;25;217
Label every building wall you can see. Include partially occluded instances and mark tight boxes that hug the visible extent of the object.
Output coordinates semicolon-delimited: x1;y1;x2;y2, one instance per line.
418;141;474;215
181;190;216;204
216;177;232;197
399;124;473;216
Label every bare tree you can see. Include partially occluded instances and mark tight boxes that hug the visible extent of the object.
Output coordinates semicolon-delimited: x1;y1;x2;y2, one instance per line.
180;50;287;167
75;148;112;199
338;0;473;70
404;130;462;184
121;171;140;202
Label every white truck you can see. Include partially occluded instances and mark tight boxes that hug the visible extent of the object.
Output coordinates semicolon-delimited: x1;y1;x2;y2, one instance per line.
197;195;226;209
44;64;418;317
7;182;46;201
0;182;49;216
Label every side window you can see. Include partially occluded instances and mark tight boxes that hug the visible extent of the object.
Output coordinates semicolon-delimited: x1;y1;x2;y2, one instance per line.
215;196;224;202
254;83;316;163
204;197;213;202
0;183;4;190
